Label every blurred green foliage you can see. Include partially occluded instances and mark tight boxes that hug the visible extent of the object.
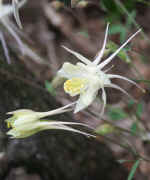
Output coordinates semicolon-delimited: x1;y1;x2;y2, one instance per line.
136;102;143;118
100;0;136;21
106;40;131;62
108;108;128;120
45;80;56;96
130;122;138;135
95;123;117;135
57;0;71;6
127;159;141;180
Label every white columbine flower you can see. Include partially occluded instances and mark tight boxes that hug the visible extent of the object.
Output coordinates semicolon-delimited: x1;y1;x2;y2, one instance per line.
6;103;95;138
58;24;144;114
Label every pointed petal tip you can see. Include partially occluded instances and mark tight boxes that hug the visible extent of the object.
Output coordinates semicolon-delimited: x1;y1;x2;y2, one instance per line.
7;111;14;115
61;45;92;65
106;22;110;28
61;45;66;49
61;45;71;53
93;22;110;65
142;88;146;93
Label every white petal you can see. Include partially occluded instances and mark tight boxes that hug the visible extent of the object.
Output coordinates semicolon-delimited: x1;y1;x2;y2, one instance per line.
39;102;76;117
108;74;145;92
48;124;95;137
62;46;93;65
74;85;99;113
41;121;94;130
93;23;109;65
12;0;22;29
58;62;86;79
98;29;141;69
100;88;107;116
7;129;20;138
0;5;13;18
106;83;132;99
13;114;38;126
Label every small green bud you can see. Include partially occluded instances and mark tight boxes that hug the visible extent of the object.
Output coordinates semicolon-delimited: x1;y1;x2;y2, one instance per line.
95;123;117;135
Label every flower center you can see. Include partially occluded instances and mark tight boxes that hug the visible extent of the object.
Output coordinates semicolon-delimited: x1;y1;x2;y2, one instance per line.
6;116;16;129
64;78;88;96
7;122;11;128
6;119;13;128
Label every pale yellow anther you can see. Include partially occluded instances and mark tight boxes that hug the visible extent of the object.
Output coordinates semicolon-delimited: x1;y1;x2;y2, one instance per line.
7;122;11;128
64;78;88;96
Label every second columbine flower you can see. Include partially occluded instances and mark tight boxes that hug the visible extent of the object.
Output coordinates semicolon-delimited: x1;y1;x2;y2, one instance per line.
6;103;94;138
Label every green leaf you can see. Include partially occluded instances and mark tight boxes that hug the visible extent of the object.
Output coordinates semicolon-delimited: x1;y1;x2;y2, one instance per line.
127;159;140;180
137;0;150;6
78;31;89;38
101;0;119;13
95;123;117;135
45;80;56;96
57;0;71;6
134;79;150;84
126;10;136;28
118;159;133;164
127;99;135;108
106;40;131;63
108;108;128;120
136;103;143;118
109;24;126;35
109;24;127;43
130;122;138;135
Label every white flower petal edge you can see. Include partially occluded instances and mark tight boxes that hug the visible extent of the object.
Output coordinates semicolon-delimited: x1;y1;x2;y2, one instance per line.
58;24;144;115
58;62;87;79
75;82;100;113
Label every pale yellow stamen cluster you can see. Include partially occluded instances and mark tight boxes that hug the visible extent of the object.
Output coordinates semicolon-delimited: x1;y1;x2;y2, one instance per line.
64;77;88;96
7;122;11;128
